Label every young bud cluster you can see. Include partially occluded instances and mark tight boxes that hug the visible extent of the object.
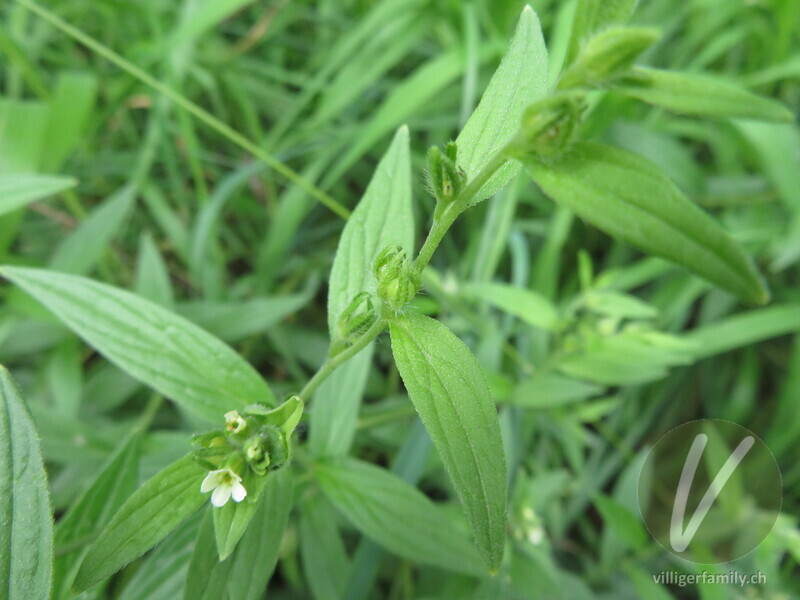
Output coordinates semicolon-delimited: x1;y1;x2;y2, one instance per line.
372;246;420;313
193;396;303;507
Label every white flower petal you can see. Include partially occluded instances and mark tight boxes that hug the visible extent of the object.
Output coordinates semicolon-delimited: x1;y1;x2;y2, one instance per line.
211;485;232;507
231;482;247;503
200;471;220;493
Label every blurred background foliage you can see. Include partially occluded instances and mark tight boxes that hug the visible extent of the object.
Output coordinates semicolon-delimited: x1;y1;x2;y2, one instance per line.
1;0;799;598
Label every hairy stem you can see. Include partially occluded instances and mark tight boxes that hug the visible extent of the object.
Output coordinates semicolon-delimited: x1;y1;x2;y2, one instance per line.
299;318;388;400
413;151;508;273
299;151;510;400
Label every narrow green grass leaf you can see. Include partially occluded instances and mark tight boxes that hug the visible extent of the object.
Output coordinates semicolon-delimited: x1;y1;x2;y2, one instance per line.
0;267;273;421
462;281;559;330
41;72;97;172
389;313;506;571
456;5;549;204
300;493;351;600
52;433;140;598
594;494;649;550
522;142;769;304
135;232;175;309
316;458;485;575
687;303;800;359
327;126;414;337
74;456;207;592
619;67;795;122
0;174;77;217
510;372;603;408
50;186;136;275
117;514;201;600
0;365;53;600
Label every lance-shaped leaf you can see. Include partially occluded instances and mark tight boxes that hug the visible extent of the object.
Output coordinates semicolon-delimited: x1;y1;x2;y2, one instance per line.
53;433;141;598
0;267;274;421
211;474;269;560
0;173;77;217
456;5;549;204
316;458;485;575
618;67;794;122
522;143;769;304
0;366;54;600
567;0;639;63
327;126;414;338
389;314;507;571
185;468;291;600
74;456;207;591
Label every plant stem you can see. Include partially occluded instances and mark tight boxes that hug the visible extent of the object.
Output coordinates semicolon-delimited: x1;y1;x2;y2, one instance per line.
299;152;510;401
413;151;508;273
14;0;351;220
298;318;388;400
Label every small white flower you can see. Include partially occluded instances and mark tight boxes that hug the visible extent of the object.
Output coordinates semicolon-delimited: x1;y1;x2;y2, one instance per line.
200;468;247;507
224;410;247;433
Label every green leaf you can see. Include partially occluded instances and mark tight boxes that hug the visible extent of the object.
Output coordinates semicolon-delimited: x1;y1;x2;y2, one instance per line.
0;267;274;421
53;433;141;599
117;514;202;600
299;493;351;600
687;303;800;359
389;313;506;571
594;494;649;551
316;458;485;575
177;294;310;343
522;142;769;304
185;512;235;600
0;174;77;217
185;469;292;600
211;473;269;560
41;72;97;172
135;232;175;309
618;67;794;122
558;26;659;89
50;186;137;275
309;344;372;458
74;456;207;591
462;281;559;330
0;365;54;600
567;0;638;63
327;126;414;337
226;468;293;600
456;5;549;204
510;372;603;408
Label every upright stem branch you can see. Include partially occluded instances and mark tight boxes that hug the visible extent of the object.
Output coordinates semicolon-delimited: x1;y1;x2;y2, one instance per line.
299;150;510;401
298;319;388;400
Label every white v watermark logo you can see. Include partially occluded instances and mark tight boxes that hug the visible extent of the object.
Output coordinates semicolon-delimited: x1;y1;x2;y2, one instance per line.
669;433;755;552
669;433;754;552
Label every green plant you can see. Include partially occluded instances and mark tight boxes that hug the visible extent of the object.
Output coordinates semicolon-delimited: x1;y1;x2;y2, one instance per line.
1;0;798;598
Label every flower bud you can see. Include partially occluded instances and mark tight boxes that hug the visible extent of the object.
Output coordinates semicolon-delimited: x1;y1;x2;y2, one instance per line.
425;141;466;205
243;436;270;473
372;246;420;312
224;410;247;434
336;292;378;346
508;92;586;158
558;26;660;90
